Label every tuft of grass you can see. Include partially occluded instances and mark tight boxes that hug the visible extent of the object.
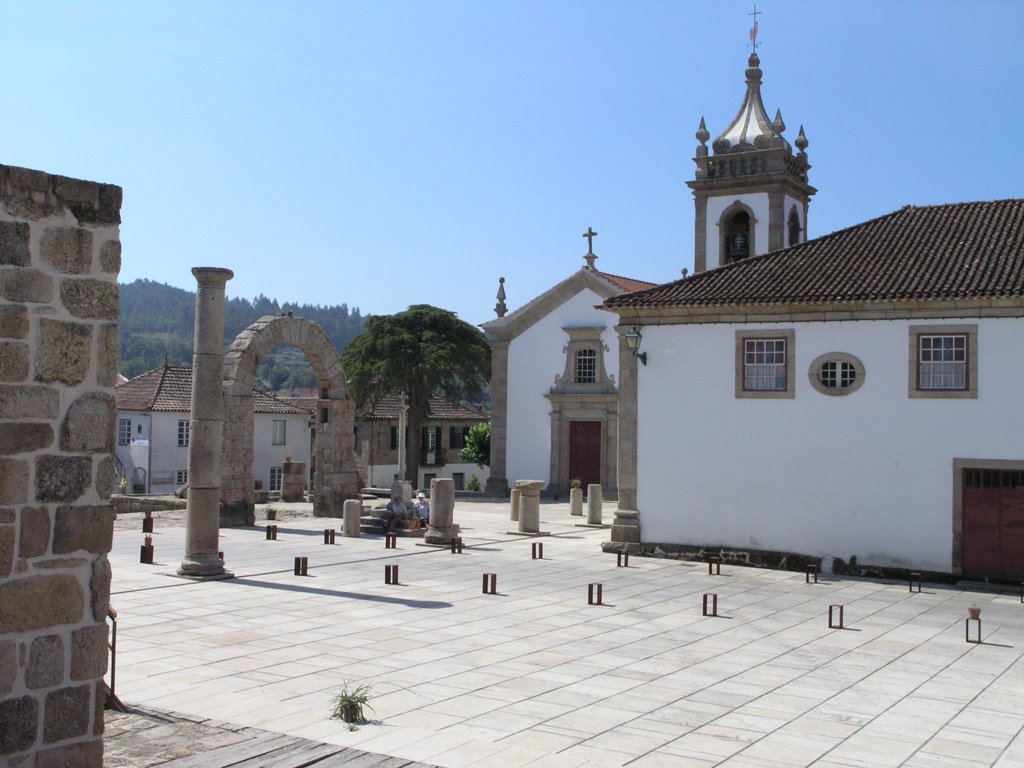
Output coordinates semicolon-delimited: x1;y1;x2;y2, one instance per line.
331;682;374;728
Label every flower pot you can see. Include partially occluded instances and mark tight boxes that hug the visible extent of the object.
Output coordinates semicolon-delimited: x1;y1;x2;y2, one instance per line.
968;606;981;620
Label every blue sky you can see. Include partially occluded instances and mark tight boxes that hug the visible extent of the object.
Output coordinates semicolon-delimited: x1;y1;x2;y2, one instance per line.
2;1;1022;325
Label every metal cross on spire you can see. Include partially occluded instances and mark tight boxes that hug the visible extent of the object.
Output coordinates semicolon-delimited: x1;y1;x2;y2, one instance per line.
581;227;598;268
748;5;761;51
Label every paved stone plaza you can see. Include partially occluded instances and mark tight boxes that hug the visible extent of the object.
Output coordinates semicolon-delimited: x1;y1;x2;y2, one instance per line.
106;500;1024;767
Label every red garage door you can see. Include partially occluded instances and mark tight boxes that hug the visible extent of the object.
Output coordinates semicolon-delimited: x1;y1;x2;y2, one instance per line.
962;469;1024;579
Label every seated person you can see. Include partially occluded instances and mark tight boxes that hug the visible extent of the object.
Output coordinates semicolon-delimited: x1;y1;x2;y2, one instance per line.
413;491;430;526
380;495;407;533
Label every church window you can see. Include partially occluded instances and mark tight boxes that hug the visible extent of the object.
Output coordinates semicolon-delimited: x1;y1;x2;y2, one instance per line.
788;206;802;246
177;419;190;447
575;348;597;384
735;330;795;399
909;325;977;399
808;352;865;396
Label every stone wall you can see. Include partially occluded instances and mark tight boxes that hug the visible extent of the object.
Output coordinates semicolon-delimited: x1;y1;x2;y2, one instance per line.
0;164;121;767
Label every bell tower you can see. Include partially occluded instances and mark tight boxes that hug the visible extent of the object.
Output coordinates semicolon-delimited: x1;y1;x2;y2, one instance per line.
687;50;815;273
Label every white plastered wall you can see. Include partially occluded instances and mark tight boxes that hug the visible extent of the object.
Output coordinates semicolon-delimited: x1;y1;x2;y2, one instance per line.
705;192;770;270
253;412;313;489
505;288;619;487
635;317;1024;572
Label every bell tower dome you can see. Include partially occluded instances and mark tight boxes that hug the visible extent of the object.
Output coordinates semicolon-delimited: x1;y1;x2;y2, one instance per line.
687;51;815;272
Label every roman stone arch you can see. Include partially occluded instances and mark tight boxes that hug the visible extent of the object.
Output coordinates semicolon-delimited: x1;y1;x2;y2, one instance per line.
220;314;360;525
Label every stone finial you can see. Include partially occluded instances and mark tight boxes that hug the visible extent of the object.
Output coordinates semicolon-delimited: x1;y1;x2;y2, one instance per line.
494;277;507;318
696;116;710;146
772;108;785;134
795;125;809;153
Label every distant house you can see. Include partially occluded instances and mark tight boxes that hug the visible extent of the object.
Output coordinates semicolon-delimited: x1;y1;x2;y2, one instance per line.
116;365;313;495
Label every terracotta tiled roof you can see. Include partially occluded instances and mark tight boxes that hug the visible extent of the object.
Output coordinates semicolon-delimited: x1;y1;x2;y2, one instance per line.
115;366;311;415
593;270;658;294
359;391;488;421
606;199;1024;310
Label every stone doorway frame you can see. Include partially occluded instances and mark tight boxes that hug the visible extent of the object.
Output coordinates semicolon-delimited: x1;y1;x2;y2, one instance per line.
220;315;360;525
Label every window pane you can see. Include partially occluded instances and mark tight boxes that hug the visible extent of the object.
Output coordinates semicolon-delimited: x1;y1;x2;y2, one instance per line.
272;419;286;445
919;334;967;389
744;339;786;390
575;348;597;384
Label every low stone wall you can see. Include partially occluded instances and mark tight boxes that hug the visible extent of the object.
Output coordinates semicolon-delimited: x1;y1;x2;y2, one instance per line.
0;163;122;767
110;495;187;515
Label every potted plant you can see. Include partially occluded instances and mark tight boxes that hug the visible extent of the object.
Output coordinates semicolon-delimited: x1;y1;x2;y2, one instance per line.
968;603;981;620
331;681;373;727
118;477;128;494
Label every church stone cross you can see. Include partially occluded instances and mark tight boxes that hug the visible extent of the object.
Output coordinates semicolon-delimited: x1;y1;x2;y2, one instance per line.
748;5;761;51
582;227;598;253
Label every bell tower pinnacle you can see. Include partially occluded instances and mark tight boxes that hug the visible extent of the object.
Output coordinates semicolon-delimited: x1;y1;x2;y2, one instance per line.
687;19;816;273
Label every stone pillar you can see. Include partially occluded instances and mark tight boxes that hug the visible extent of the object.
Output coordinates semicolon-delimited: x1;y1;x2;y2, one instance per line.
0;164;122;767
281;460;306;502
424;478;458;545
342;498;362;537
587;484;603;525
484;339;510;497
509;487;521;521
516;480;545;534
569;487;583;516
179;267;233;579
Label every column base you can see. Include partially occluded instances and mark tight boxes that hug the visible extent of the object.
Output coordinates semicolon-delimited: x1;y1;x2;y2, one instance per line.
485;477;509;498
178;555;231;579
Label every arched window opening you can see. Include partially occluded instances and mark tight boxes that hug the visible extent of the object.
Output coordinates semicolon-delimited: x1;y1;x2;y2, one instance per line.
726;210;751;263
788;206;802;246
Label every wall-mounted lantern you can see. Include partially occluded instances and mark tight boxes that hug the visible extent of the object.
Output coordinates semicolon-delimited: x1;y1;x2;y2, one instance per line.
624;326;647;366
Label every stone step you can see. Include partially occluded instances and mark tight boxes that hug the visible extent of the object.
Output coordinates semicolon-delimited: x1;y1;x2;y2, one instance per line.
359;517;426;538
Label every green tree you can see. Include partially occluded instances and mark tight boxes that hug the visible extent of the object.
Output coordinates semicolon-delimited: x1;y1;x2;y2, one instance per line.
341;305;490;484
459;422;491;468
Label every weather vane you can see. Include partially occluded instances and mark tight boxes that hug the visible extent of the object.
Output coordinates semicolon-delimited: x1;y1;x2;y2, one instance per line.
748;5;761;51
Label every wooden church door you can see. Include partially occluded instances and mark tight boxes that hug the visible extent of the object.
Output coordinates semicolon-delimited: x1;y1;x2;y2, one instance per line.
569;421;602;490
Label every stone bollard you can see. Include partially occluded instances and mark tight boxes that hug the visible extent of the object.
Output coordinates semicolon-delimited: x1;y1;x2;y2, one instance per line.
342;499;362;537
424;478;458;545
510;488;521;522
587;484;603;525
516;480;545;534
570;487;583;516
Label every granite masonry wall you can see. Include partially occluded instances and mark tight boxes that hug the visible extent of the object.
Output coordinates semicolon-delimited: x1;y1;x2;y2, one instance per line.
0;164;121;767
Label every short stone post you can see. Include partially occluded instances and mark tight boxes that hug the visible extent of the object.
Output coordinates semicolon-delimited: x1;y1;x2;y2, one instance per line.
509;487;521;521
179;267;234;579
587;484;603;525
569;487;583;516
516;480;545;534
424;478;458;545
342;499;362;537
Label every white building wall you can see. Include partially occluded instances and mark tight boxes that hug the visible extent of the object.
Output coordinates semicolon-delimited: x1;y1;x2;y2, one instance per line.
115;411;152;492
505;287;620;487
148;412;190;493
705;192;770;270
636;317;1024;572
253;413;313;490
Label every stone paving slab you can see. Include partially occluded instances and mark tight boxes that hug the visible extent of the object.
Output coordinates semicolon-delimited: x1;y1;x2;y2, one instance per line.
105;499;1024;767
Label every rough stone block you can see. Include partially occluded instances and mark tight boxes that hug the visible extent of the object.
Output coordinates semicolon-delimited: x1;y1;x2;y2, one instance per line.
0;220;31;266
0;305;29;338
96;456;115;500
35;320;92;385
0;574;84;632
43;684;91;743
60;393;115;453
60;279;119;320
36;738;104;768
90;557;111;622
92;681;104;736
27;634;65;689
0;458;29;505
40;226;93;274
98;239;121;273
51;176;94;205
0;508;13;524
0;695;38;755
53;505;114;554
0;384;60;419
0;639;15;696
1;267;55;303
19;506;51;558
36;456;92;503
96;323;118;387
0;525;12;577
0;342;29;382
0;423;54;455
71;624;107;681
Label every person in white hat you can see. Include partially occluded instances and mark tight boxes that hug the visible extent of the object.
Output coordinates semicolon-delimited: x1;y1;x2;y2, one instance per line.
414;491;430;526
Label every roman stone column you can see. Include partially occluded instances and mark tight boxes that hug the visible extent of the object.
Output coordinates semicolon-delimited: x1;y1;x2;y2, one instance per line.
570;487;583;516
587;484;603;525
515;480;545;534
179;267;234;578
343;498;362;537
484;339;510;497
509;487;521;521
424;477;457;544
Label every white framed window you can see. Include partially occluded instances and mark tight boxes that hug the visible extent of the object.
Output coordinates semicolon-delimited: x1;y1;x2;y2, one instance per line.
909;324;977;399
575;348;597;384
808;352;865;396
272;419;286;445
269;466;283;492
118;418;132;446
735;330;795;399
177;420;190;447
176;469;188;485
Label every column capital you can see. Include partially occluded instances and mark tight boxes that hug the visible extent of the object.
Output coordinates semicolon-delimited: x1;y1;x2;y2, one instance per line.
191;266;235;286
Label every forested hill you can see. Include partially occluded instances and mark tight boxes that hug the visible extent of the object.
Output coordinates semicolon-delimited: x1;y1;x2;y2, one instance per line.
119;279;366;393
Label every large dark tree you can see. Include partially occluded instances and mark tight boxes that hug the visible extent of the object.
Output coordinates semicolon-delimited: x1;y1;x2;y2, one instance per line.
341;305;490;485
